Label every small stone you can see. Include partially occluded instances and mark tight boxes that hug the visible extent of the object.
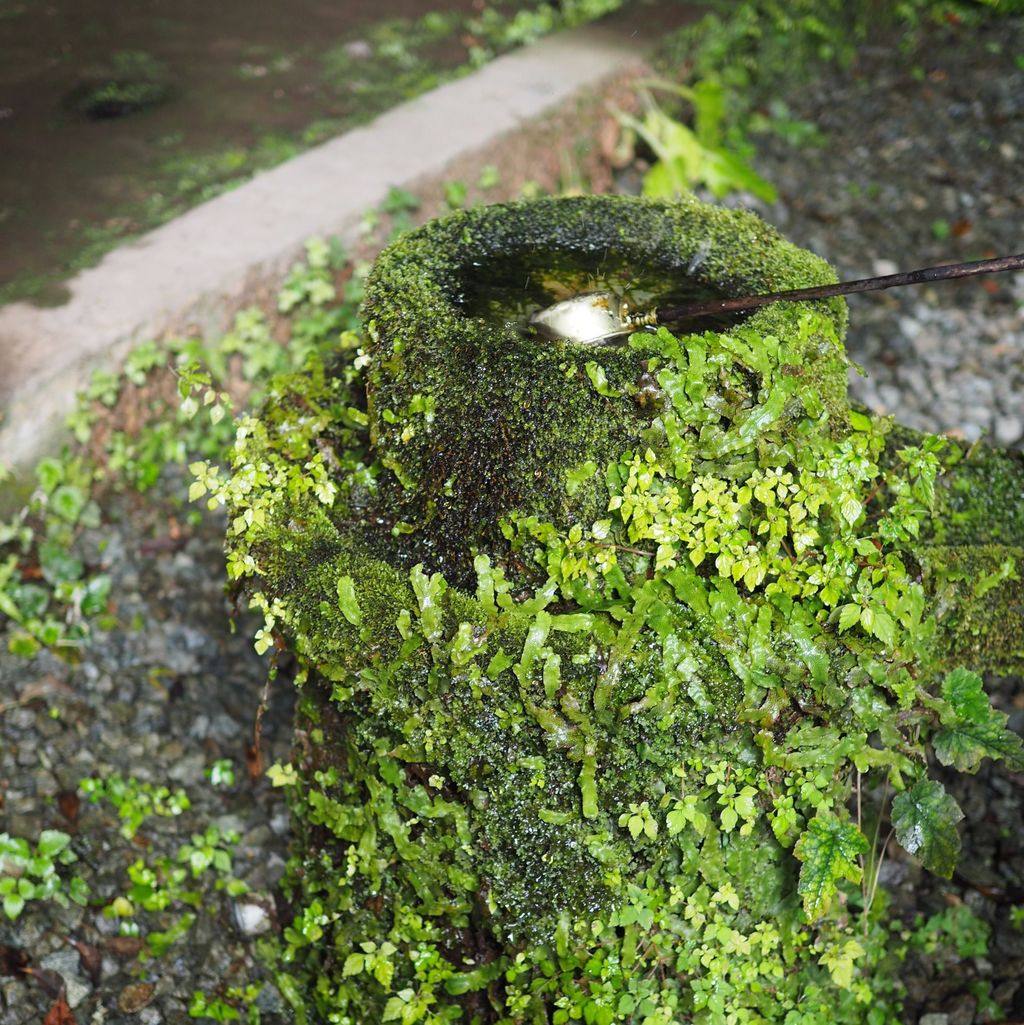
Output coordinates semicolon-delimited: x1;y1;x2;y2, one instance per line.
918;1015;949;1025
118;980;156;1013
994;415;1023;446
946;994;976;1025
344;39;373;59
877;384;902;412
232;897;273;937
39;950;91;1009
873;258;899;277
255;982;285;1015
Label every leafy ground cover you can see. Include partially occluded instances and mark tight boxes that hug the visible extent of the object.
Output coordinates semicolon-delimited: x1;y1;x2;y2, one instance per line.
1;2;1023;1022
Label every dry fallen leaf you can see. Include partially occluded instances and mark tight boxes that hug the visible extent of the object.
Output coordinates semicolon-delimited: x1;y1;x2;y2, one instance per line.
68;939;102;985
57;790;81;827
105;936;144;958
0;943;30;977
42;993;77;1025
117;981;155;1013
25;966;65;998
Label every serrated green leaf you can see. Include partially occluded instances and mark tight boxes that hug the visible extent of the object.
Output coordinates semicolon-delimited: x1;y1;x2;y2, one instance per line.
793;812;867;920
838;603;861;633
51;485;86;524
941;668;989;723
870;608;896;647
934;711;1024;773
840;496;862;526
892;779;963;878
342;953;364;976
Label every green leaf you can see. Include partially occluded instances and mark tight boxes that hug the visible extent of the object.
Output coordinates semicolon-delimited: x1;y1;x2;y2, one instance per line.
869;608;896;647
7;633;39;658
892;779;963;878
37;830;71;858
3;893;25;919
934;668;1024;772
342;953;364;976
51;485;86;524
336;576;362;627
35;457;64;494
585;362;620;397
382;994;409;1022
848;409;873;432
793;812;867;920
934;712;1024;773
840;496;862;526
941;668;989;723
837;603;861;633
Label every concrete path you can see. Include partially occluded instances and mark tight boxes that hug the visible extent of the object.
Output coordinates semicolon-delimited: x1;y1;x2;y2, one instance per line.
0;8;699;474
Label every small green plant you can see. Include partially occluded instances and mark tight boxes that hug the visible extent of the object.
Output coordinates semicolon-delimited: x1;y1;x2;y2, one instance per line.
747;99;827;146
909;904;991;958
0;830;88;920
207;759;237;788
0;237;369;663
80;774;191;838
189;985;262;1023
90;799;247;958
615;78;777;203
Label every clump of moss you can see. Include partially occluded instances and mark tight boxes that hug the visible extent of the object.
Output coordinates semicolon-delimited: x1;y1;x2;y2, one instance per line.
200;196;1023;1024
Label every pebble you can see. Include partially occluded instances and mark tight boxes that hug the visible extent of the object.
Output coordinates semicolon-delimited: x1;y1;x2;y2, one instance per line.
232;898;273;937
994;414;1023;446
918;1015;949;1025
40;950;92;1009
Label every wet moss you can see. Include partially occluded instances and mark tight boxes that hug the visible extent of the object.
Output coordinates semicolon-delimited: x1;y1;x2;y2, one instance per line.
919;544;1024;674
362;194;847;586
215;196;1023;1024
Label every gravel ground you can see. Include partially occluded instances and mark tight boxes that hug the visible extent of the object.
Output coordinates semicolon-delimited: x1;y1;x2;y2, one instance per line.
1;13;1023;1025
0;477;294;1025
752;17;1024;451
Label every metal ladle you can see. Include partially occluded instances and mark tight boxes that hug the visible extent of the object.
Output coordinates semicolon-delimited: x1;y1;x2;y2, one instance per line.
529;252;1024;346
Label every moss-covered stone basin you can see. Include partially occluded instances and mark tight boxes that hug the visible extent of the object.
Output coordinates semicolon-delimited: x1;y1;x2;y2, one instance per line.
363;194;849;585
215;195;1024;1024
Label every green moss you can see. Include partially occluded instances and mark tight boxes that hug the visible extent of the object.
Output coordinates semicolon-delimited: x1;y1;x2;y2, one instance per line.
919;545;1024;674
362;194;847;585
207;196;1023;1024
931;446;1024;547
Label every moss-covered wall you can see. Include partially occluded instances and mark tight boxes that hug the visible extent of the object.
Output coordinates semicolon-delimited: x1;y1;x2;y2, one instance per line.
211;196;1023;1024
